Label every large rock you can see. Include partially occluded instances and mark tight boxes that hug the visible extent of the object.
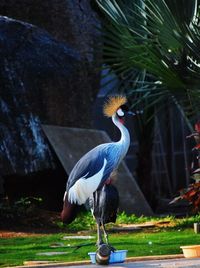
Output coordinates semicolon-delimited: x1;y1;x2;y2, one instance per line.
0;1;101;120
0;1;102;177
0;16;83;176
0;1;100;51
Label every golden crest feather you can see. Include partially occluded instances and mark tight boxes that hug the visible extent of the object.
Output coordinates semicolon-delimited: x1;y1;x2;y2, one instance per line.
103;95;127;117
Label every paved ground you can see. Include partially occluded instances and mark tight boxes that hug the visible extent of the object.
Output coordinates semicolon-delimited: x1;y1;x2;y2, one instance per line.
18;257;200;268
50;258;200;267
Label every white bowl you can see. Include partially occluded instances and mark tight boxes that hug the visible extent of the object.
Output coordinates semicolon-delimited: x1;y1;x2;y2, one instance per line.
180;245;200;258
88;250;128;264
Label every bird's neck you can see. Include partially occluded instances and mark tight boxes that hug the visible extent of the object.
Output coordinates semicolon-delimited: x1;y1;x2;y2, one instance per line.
112;114;130;151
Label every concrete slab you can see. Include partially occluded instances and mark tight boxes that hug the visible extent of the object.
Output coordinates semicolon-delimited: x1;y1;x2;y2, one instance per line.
78;257;200;267
20;257;200;268
42;125;153;215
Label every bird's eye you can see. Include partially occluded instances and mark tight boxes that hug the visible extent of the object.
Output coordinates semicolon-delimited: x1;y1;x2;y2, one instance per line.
116;108;124;117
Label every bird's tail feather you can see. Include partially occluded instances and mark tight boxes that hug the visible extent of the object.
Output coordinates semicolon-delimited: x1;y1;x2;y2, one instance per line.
61;192;78;224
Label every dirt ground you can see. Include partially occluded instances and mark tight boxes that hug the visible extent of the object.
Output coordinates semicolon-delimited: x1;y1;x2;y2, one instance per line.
0;209;64;238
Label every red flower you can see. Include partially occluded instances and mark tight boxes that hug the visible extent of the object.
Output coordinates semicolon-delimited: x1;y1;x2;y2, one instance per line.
195;122;200;133
194;144;200;150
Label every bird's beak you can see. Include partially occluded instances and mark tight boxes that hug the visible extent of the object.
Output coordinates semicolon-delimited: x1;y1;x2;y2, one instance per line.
128;110;143;116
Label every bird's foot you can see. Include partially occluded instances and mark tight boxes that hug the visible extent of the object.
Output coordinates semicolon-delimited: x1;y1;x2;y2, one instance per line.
107;244;116;252
97;241;116;252
95;243;111;265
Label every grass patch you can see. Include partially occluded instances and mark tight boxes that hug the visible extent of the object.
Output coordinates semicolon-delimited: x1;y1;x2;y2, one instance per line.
2;211;200;267
57;211;200;231
1;228;200;267
116;212;174;225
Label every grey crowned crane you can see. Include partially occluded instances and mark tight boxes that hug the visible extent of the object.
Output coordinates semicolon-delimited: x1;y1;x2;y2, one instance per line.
61;95;132;262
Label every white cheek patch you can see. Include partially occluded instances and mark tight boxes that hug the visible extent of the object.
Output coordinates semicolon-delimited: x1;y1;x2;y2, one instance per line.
117;108;124;117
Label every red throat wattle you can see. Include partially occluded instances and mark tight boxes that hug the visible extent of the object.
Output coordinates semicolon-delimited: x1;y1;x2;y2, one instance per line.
119;118;125;124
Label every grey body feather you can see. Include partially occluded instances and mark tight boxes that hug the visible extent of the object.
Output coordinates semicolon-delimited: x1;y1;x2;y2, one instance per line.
66;143;122;192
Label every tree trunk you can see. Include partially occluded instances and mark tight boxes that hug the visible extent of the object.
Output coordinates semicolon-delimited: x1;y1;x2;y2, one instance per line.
135;109;156;210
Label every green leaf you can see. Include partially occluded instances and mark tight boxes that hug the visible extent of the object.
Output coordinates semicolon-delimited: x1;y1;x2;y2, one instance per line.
96;0;200;122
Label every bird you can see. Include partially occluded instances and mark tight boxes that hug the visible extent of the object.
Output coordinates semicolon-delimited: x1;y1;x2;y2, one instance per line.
61;95;132;250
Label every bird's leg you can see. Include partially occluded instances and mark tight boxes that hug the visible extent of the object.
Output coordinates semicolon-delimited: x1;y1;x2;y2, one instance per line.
102;222;115;252
96;220;103;247
101;222;108;244
93;191;104;247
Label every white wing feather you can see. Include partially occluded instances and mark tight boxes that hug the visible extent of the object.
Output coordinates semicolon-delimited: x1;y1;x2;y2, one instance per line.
68;158;107;205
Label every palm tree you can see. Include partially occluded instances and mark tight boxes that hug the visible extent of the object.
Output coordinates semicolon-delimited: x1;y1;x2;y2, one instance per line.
96;0;200;208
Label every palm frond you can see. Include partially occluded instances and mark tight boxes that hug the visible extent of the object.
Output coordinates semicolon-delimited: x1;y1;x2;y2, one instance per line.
96;0;200;121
